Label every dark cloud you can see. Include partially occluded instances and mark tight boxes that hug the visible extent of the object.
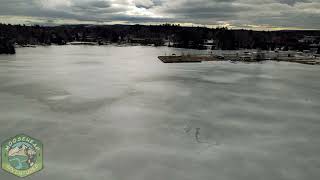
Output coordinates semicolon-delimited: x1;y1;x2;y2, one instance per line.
0;0;319;29
73;0;111;10
72;1;123;15
88;0;111;8
0;0;36;15
163;1;249;20
277;0;311;6
251;10;320;29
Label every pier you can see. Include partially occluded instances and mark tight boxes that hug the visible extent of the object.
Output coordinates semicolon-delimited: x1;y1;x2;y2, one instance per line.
158;51;320;65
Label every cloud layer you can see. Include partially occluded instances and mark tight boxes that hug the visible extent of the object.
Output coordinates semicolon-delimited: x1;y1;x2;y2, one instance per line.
0;0;320;29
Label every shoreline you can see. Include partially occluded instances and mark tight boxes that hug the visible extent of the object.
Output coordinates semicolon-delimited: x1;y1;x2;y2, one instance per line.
6;44;320;65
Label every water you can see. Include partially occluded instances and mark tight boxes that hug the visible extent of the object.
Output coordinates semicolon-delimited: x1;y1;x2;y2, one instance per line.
0;45;320;180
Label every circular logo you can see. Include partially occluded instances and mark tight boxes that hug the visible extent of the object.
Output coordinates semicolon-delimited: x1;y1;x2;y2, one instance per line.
8;141;37;170
1;134;43;177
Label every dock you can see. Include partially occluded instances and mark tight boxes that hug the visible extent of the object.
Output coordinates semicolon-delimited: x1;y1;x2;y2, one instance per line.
158;52;320;65
158;55;222;63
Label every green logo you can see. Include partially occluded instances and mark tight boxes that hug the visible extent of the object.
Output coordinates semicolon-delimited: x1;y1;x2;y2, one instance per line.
1;134;43;177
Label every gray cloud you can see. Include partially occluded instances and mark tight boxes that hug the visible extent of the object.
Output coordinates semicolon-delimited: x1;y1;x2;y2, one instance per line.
277;0;311;6
0;0;319;29
162;1;249;20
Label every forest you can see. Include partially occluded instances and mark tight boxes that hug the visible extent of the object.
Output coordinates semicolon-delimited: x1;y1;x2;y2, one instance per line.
1;23;320;54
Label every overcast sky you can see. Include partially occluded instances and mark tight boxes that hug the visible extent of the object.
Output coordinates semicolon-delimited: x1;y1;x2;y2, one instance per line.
0;0;320;30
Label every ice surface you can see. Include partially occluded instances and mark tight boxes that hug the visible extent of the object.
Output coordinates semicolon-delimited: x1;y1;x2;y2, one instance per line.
0;46;320;180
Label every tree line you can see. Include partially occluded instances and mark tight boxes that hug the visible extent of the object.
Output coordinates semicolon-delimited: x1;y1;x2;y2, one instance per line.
1;23;320;54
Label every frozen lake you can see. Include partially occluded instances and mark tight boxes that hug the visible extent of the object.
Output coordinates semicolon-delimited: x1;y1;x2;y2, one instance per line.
0;45;320;180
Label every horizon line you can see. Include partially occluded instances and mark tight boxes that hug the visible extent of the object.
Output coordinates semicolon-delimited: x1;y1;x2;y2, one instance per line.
1;22;320;32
